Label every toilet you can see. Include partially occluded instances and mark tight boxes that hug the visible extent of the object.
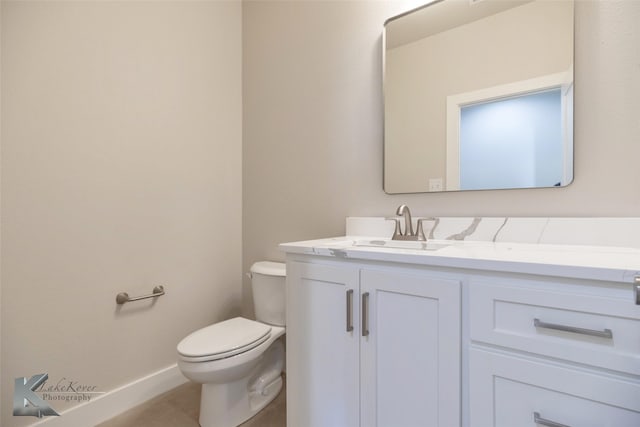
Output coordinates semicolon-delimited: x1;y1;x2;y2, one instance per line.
177;261;286;427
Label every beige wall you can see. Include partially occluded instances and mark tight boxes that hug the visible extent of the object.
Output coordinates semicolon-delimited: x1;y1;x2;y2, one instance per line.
1;1;242;425
242;0;640;313
385;0;573;193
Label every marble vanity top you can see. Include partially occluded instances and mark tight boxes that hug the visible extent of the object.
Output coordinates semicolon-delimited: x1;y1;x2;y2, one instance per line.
280;217;640;283
280;237;640;283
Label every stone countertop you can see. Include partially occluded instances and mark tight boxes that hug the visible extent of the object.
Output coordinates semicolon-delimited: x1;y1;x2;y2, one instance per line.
280;236;640;284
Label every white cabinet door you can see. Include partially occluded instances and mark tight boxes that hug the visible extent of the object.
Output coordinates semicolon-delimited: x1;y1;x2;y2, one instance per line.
286;261;360;427
470;348;640;427
360;268;461;427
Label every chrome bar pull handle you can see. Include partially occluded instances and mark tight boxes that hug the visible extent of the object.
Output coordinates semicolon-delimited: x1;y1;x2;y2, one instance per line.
533;412;571;427
533;318;612;339
362;292;370;337
116;286;165;305
634;276;640;305
346;290;354;332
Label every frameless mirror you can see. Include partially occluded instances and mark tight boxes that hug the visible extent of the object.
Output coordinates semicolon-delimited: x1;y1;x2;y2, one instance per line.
383;0;574;193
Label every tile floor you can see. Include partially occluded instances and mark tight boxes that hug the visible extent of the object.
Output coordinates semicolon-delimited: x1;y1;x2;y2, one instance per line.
97;379;286;427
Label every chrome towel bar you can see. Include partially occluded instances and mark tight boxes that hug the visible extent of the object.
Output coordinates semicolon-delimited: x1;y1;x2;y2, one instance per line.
116;286;165;305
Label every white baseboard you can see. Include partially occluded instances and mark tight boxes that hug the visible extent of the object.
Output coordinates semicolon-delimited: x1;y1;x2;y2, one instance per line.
30;364;188;427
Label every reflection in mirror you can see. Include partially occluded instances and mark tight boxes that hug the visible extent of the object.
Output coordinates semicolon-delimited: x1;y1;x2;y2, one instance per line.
383;0;574;193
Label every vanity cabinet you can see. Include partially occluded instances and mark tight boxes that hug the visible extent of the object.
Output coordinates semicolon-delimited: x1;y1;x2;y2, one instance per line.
286;260;461;427
284;249;640;427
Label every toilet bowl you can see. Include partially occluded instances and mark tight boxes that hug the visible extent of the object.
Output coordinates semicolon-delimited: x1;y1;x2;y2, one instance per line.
177;261;286;427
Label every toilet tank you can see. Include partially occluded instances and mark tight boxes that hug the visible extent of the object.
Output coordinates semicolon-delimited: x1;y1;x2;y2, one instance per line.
250;261;286;326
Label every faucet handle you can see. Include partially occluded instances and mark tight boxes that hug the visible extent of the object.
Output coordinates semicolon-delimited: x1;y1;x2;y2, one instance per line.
415;220;426;241
415;217;436;241
385;217;403;239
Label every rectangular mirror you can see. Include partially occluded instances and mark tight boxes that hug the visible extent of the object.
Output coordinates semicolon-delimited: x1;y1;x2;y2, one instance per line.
383;0;574;193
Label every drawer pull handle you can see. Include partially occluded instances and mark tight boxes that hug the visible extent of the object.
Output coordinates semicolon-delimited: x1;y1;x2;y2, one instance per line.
533;412;571;427
346;289;354;332
533;318;612;339
634;276;640;305
362;292;370;337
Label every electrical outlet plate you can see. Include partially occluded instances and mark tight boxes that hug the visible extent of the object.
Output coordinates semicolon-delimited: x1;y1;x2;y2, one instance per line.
428;178;443;192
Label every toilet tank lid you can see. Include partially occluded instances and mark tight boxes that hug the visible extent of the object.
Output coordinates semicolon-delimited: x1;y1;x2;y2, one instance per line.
250;261;286;277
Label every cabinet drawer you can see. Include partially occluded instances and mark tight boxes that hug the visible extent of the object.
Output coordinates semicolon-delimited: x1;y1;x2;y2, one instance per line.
469;280;640;375
470;349;640;427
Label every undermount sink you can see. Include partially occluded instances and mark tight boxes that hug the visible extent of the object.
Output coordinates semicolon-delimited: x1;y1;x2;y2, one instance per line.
353;239;453;251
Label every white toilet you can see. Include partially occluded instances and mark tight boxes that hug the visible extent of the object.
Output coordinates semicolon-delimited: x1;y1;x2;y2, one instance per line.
177;261;286;427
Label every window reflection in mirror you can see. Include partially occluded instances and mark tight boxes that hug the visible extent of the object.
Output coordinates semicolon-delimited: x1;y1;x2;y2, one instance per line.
383;0;574;194
460;89;563;190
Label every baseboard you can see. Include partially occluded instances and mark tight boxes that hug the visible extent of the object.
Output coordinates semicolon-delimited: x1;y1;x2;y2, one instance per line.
30;364;188;427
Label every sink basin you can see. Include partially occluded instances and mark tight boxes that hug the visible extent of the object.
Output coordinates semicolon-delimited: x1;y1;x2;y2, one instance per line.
353;239;453;251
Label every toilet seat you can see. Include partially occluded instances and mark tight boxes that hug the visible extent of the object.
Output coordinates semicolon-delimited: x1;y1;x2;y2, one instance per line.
177;317;271;363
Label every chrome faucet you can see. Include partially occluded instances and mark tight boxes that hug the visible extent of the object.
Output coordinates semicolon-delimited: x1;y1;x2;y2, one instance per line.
390;205;427;241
